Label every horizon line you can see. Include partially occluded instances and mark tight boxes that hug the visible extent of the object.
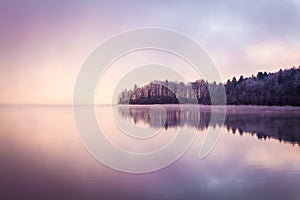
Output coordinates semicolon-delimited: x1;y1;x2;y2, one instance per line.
0;103;115;107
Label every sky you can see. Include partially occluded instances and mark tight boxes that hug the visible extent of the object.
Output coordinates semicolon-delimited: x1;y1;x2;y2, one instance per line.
0;0;300;104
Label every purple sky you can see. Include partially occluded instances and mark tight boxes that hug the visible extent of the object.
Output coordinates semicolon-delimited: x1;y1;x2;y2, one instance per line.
1;0;300;104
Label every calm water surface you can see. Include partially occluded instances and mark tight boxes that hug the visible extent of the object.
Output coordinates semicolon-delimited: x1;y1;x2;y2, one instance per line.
1;105;300;200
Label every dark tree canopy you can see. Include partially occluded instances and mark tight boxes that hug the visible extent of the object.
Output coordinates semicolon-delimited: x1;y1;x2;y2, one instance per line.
225;66;300;106
118;66;300;106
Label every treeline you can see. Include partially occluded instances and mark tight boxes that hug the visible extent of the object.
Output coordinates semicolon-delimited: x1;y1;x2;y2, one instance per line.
226;67;300;106
118;67;300;106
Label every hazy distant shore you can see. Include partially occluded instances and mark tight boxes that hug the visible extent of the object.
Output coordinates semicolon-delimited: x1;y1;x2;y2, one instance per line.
118;67;300;106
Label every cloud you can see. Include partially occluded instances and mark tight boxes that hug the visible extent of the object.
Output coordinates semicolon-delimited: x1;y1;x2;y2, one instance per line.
1;0;300;103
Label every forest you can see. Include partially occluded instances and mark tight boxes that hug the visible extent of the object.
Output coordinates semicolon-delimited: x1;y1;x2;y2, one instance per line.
118;66;300;106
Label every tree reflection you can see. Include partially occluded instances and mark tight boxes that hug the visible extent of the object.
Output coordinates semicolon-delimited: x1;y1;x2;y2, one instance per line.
118;106;300;146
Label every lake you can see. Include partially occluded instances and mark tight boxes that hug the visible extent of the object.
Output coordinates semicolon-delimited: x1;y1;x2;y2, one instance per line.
1;105;300;200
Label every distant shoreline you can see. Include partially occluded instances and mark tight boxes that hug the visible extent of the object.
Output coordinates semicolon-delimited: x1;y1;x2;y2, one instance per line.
118;67;300;106
1;104;300;108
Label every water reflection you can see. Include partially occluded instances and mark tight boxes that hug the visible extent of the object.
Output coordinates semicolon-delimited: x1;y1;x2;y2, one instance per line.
118;105;300;146
1;106;300;200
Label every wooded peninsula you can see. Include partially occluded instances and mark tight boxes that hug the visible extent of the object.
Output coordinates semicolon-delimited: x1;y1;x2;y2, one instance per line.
118;67;300;106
